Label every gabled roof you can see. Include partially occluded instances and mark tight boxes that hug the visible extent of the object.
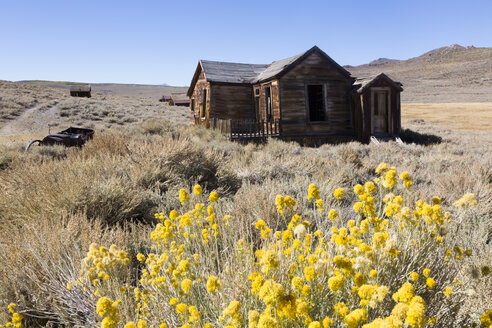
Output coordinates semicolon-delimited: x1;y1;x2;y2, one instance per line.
187;46;355;96
354;73;403;93
253;46;353;83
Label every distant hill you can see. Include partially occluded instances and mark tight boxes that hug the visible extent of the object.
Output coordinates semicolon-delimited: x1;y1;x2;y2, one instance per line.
21;81;188;99
345;44;492;102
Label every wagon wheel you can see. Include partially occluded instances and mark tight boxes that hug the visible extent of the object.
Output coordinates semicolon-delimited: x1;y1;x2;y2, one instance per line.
25;139;42;152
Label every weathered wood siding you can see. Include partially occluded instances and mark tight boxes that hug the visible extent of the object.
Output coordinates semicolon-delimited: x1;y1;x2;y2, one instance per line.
209;83;254;120
190;69;210;122
351;92;364;141
278;52;354;136
360;77;401;141
255;80;280;121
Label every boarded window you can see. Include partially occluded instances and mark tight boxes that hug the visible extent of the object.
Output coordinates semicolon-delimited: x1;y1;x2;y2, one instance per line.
308;84;325;121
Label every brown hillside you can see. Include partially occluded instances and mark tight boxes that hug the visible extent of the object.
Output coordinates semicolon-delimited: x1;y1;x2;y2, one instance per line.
345;44;492;102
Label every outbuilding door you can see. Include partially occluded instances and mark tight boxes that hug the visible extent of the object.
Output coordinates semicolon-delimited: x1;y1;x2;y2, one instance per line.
371;88;391;134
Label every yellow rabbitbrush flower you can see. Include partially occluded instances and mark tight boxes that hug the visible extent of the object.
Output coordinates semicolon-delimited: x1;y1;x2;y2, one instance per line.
193;184;202;195
63;163;488;328
333;188;344;200
480;309;492;327
179;189;190;205
454;193;477;208
181;279;192;293
206;276;219;293
405;296;426;328
208;191;219;202
426;277;436;289
308;184;320;201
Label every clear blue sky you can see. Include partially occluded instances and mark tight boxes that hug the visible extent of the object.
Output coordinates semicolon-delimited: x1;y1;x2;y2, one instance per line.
1;0;490;86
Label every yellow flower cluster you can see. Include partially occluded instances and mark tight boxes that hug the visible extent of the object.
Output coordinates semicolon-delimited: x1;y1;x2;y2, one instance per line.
453;192;477;208
307;184;320;202
481;309;492;327
61;169;488;328
96;296;121;328
81;243;130;286
333;188;344;200
278;195;296;215
0;303;23;328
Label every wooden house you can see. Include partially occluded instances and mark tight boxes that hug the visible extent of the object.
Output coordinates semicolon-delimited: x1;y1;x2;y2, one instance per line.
159;95;171;102
169;93;190;106
187;46;402;143
70;85;91;98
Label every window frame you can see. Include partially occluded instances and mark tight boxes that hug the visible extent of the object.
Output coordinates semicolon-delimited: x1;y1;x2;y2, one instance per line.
306;83;328;123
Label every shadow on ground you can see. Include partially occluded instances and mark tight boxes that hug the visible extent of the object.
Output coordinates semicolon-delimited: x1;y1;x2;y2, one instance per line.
400;128;442;145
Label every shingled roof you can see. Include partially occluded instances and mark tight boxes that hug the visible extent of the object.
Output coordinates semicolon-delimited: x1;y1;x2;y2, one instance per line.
200;60;267;84
187;46;354;96
253;52;304;83
354;73;403;93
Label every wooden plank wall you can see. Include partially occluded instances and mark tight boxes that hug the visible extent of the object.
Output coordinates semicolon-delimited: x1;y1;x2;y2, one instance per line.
278;52;354;136
351;92;364;141
190;69;210;122
360;78;401;140
255;80;280;121
210;83;254;120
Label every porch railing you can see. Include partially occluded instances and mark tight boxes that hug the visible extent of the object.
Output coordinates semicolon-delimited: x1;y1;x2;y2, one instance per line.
207;117;281;140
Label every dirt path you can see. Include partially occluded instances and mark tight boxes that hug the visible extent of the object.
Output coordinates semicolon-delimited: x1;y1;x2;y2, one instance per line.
0;103;60;136
0;104;61;146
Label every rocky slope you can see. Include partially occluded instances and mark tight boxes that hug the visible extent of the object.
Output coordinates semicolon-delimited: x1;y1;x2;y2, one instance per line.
345;44;492;102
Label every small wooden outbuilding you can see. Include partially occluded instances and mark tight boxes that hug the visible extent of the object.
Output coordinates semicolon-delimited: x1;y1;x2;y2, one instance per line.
187;46;402;143
352;73;403;142
169;93;190;106
70;85;91;98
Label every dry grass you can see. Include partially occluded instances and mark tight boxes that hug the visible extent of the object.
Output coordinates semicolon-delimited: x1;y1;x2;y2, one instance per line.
0;118;490;327
0;80;64;122
0;80;190;139
0;80;491;326
402;103;492;131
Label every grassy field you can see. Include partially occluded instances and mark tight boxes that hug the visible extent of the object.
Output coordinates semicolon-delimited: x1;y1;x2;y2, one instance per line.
0;81;491;327
402;103;492;131
0;80;190;146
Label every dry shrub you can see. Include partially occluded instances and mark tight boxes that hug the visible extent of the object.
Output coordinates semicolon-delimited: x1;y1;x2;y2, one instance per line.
0;117;491;327
0;131;241;229
0;212;151;327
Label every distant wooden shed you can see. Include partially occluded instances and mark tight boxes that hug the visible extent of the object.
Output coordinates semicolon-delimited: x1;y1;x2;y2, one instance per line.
159;95;171;102
70;85;91;98
187;46;402;143
169;93;190;106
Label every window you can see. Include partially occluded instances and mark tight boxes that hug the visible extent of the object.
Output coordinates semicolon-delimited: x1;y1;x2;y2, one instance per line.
201;88;207;119
265;87;272;121
307;84;325;121
191;98;195;112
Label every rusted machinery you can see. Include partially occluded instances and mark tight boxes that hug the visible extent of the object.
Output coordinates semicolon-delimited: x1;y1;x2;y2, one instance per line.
25;127;94;151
